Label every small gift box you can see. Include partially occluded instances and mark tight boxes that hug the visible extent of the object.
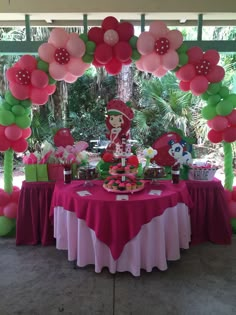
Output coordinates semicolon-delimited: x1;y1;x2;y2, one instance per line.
36;164;49;182
24;164;37;182
188;161;218;181
47;164;64;181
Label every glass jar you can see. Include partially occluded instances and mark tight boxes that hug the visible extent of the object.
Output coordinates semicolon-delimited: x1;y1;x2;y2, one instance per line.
63;164;72;184
171;164;180;184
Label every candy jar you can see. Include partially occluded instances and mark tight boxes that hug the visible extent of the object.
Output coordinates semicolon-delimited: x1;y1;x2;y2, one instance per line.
63;164;72;184
171;163;180;184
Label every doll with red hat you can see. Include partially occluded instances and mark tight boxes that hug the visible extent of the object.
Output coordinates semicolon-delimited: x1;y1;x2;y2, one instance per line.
105;99;134;152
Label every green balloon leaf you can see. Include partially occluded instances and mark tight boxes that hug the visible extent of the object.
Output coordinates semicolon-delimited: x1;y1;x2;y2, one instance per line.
177;43;188;54
37;60;49;72
20;99;32;108
207;82;222;95
200;92;209;101
0;109;15;125
0;101;11;111
82;54;93;63
48;75;57;85
15;115;31;128
219;86;229;99
207;94;221;106
5;91;19;105
86;41;96;55
201;105;217;120
79;33;88;43
11;105;26;116
226;94;236;107
216;99;233;116
129;36;138;49
131;49;141;61
0;216;15;236
178;53;188;66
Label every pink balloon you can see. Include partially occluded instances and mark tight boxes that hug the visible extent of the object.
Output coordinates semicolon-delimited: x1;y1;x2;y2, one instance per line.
208;129;223;143
47;84;56;95
38;43;55;63
11;138;28;153
190;75;209;95
67;57;88;76
228;200;236;218
0;206;4;216
206;65;225;83
64;73;78;83
95;43;113;64
31;70;49;88
21;127;32;139
142;53;160;73
0;135;11;152
49;62;67;80
67;33;86;58
0;190;11;207
153;66;168;78
167;30;183;50
204;50;220;66
104;29;119;46
5;124;22;141
227;110;236;126
187;46;203;64
161;50;179;70
207;119;214;128
48;28;69;47
149;21;168;37
223;127;236;143
18;55;37;71
176;64;195;81
31;88;49;105
9;82;30;100
135;57;145;71
211;116;228;131
179;81;190;92
137;32;155;55
11;187;21;203
3;202;18;219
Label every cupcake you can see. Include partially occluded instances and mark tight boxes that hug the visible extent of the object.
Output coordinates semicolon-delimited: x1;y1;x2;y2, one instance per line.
107;180;114;189
126;183;132;191
112;182;119;190
118;183;126;191
131;182;137;190
104;179;109;188
136;181;143;189
130;165;137;173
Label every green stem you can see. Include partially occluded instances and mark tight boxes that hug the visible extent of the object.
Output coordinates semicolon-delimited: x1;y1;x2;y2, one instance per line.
4;148;14;194
223;142;234;191
145;157;150;168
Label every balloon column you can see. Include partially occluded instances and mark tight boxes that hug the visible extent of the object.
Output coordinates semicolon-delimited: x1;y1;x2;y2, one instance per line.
0;17;235;236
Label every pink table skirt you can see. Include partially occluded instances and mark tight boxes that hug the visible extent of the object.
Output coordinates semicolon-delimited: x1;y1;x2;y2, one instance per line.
54;204;191;276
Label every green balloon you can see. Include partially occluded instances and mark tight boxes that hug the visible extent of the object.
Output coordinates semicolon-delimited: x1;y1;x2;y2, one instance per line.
201;105;217;120
12;105;26;116
226;94;236;107
5;91;19;105
177;43;188;54
231;218;236;234
0;109;15;125
0;101;11;111
20;99;32;108
48;76;57;85
129;36;138;49
86;41;96;55
25;107;32;115
79;33;88;43
82;54;93;63
15;115;31;128
207;94;221;106
37;60;49;72
216;99;233;116
178;53;188;66
219;86;229;99
131;49;141;61
0;216;15;236
200;92;209;101
207;82;222;95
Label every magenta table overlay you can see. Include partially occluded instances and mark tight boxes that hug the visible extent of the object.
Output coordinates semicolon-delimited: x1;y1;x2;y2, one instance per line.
49;180;193;260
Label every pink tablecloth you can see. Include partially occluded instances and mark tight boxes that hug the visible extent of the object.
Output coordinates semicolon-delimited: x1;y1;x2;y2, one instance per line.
16;181;55;246
50;180;193;260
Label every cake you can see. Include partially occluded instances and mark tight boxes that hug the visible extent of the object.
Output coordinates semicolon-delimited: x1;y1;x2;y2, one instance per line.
143;164;165;179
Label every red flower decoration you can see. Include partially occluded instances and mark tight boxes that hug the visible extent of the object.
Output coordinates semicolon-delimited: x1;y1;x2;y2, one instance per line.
176;47;225;96
6;55;56;105
88;16;134;75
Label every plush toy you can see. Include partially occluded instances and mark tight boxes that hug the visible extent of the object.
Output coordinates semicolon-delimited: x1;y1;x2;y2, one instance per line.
168;139;192;166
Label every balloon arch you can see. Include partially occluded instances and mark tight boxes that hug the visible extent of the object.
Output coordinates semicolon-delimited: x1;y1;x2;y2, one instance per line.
0;16;236;235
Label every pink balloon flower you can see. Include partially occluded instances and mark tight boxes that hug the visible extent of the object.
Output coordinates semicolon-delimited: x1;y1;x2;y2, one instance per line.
88;16;134;75
6;55;56;105
38;28;89;83
176;47;225;96
136;21;183;76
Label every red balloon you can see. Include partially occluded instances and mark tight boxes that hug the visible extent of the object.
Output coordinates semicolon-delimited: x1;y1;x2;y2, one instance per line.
224;189;232;201
95;43;113;64
179;80;190;92
21;127;32;139
0;206;4;216
231;187;236;201
5;124;22;141
211;116;228;131
0;125;6;136
187;46;203;63
105;58;122;75
92;58;103;67
11;138;28;153
123;59;132;65
0;189;11;207
88;27;104;44
11;186;21;203
30;88;49;105
228;200;236;218
117;22;134;41
207;129;223;143
227;109;236;126
0;135;11;152
102;16;119;31
113;41;132;62
47;84;56;95
9;82;29;100
207;119;213;128
223;127;236;143
190;75;209;96
54;128;74;147
31;70;48;88
3;202;18;219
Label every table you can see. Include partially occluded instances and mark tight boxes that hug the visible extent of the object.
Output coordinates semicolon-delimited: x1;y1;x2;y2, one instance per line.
185;179;232;245
50;180;192;276
16;181;55;246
